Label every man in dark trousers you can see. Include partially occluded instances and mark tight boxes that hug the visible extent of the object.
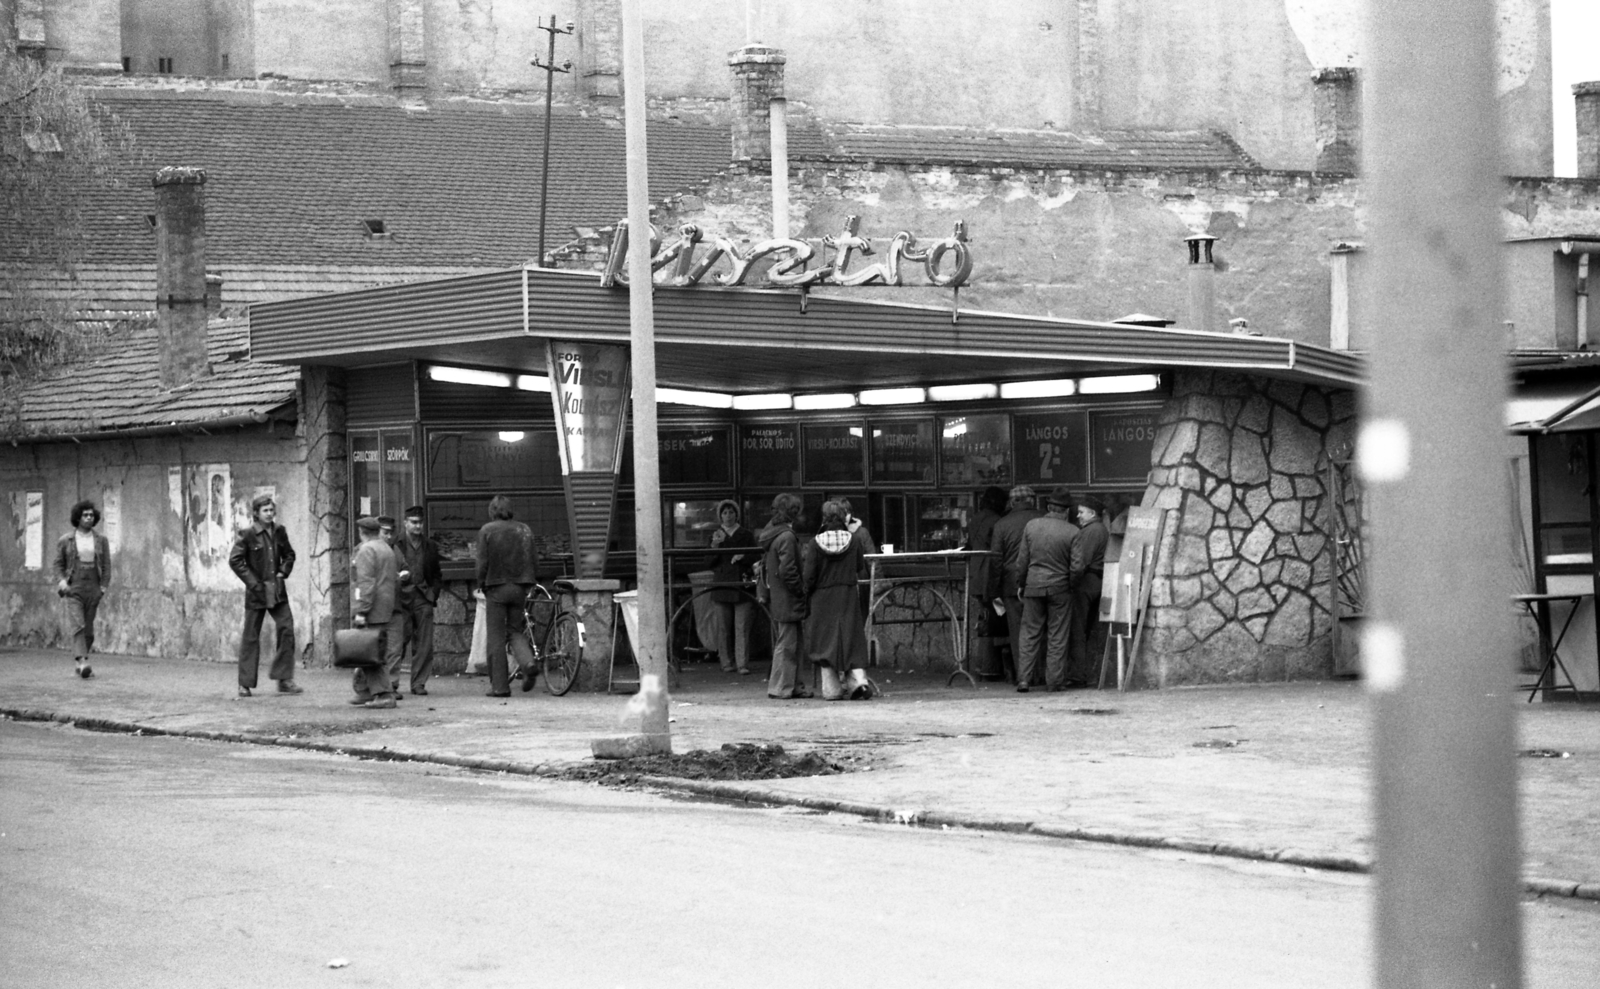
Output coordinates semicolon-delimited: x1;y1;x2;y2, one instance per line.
229;494;302;698
350;515;401;708
475;495;539;698
1015;486;1080;692
988;484;1042;684
1068;494;1111;687
394;505;443;695
760;493;812;700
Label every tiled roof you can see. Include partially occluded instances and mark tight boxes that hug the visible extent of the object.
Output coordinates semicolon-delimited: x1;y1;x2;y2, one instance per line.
795;122;1259;170
9;317;299;438
78;89;734;267
15;263;495;311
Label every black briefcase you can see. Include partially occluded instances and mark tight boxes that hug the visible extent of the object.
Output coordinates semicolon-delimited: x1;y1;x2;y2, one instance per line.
332;628;384;669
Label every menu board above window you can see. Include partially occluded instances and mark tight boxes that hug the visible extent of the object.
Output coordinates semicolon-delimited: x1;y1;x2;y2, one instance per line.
740;423;800;487
870;419;936;484
1012;411;1089;488
940;412;1011;488
658;426;731;486
801;423;865;485
1090;410;1160;483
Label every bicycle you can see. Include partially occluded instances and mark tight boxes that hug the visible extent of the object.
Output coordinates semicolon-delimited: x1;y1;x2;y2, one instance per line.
512;580;583;696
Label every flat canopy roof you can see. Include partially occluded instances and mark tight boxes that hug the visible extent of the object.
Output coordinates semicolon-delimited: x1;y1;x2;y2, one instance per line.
249;268;1364;393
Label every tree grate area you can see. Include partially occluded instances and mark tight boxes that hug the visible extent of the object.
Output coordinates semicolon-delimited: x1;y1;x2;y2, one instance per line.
559;742;848;784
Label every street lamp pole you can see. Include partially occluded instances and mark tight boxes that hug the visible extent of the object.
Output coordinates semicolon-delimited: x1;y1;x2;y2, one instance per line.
530;16;573;267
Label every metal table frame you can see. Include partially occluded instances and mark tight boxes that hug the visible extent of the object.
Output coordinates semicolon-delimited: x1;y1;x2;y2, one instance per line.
1514;591;1592;703
864;550;994;688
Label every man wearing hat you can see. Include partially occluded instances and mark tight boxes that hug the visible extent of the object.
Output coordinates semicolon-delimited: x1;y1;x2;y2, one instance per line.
229;494;302;697
349;515;401;708
1069;495;1111;686
394;506;443;695
988;485;1043;685
1014;486;1081;692
375;515;404;692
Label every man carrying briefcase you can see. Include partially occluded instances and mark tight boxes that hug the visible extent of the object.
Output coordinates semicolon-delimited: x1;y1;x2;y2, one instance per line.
348;516;401;709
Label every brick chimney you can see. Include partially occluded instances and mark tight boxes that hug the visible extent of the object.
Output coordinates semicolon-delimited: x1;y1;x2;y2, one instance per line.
205;272;224;313
387;0;428;100
14;0;46;59
576;0;622;102
728;44;786;162
1312;67;1361;174
1576;81;1600;180
1185;234;1219;335
153;166;212;389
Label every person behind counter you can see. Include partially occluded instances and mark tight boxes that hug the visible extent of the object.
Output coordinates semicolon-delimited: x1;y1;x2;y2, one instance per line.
706;499;757;676
804;500;874;701
759;493;812;700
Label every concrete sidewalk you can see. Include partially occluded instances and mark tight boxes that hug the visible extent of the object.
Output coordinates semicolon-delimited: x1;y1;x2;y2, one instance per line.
3;646;1597;899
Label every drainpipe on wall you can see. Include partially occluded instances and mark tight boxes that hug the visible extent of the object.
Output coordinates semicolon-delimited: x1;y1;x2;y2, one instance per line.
1575;81;1600;180
153;166;212;390
769;97;789;241
1185;234;1218;335
1561;241;1595;350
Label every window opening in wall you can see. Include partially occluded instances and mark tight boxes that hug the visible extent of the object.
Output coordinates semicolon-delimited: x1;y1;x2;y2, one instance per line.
363;219;389;238
157;57;173;74
221;54;230;72
121;56;131;73
144;214;156;231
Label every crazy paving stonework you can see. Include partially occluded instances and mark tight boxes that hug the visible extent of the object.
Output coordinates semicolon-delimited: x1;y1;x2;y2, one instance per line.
1140;371;1357;686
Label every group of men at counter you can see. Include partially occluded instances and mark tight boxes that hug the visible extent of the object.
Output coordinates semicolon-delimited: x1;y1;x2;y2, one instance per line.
973;484;1111;692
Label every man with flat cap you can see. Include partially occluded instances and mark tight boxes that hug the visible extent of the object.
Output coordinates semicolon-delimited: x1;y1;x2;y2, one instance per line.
349;515;400;708
1069;494;1111;687
1015;486;1080;692
988;484;1042;685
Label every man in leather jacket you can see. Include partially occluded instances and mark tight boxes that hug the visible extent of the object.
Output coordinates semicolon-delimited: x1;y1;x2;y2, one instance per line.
228;494;302;697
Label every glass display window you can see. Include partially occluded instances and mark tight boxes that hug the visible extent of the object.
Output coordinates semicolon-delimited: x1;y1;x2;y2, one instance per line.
940;412;1011;487
915;493;973;552
740;423;801;487
669;498;725;549
1533;433;1597;569
1013;410;1089;488
350;427;416;523
659;426;732;486
801;423;865;485
870;419;936;484
427;493;569;568
1089;409;1161;484
425;428;561;492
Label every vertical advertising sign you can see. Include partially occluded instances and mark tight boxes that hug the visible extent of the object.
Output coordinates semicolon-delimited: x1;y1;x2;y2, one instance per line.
546;341;632;474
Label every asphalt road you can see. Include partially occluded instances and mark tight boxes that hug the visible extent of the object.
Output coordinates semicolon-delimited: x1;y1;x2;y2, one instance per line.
2;720;1596;989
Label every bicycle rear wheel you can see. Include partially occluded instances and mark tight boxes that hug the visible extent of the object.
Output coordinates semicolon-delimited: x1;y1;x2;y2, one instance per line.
542;612;582;696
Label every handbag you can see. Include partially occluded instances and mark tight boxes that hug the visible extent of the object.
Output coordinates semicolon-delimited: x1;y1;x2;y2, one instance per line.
332;627;384;669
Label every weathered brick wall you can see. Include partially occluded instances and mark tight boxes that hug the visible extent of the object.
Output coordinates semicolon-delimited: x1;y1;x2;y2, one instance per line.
1137;371;1357;686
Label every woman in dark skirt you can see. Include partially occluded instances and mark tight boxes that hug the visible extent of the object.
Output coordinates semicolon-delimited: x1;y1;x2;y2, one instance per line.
803;500;872;701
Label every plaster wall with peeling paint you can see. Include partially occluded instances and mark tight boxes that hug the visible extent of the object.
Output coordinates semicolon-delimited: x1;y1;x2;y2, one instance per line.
0;430;318;669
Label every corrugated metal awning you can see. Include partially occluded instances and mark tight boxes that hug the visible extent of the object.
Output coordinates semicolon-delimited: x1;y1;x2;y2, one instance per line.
1508;380;1600;433
249;267;1365;392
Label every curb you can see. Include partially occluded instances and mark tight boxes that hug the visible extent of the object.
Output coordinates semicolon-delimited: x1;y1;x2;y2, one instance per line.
6;706;1597;904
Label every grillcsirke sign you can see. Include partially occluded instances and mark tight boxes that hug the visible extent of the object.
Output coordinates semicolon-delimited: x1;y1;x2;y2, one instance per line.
600;214;972;290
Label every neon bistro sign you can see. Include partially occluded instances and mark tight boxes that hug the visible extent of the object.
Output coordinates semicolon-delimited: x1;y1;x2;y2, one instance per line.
600;214;972;290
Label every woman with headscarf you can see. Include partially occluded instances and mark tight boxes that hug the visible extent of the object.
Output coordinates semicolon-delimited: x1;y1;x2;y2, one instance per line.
54;499;110;679
803;499;872;701
705;498;757;675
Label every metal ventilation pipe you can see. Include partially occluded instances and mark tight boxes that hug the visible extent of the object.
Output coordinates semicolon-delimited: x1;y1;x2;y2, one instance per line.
1185;234;1218;335
769;96;789;241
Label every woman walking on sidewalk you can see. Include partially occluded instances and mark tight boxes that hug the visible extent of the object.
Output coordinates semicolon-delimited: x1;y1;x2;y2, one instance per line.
54;499;110;679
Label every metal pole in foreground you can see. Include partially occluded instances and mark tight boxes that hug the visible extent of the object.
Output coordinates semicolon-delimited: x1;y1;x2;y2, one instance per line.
620;0;670;752
1365;2;1521;987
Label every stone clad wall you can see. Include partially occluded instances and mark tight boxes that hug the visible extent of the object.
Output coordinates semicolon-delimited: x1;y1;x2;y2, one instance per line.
1139;371;1357;686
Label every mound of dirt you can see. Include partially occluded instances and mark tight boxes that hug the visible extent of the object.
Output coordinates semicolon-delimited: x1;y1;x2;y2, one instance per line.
562;741;845;784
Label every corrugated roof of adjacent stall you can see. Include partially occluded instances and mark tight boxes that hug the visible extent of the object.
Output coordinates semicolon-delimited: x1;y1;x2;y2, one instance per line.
7;318;299;440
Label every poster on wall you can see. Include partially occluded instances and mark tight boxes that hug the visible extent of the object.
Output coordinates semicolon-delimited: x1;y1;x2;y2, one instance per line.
24;491;44;570
546;340;631;475
201;464;232;558
1012;411;1089;487
100;488;121;551
1106;506;1165;633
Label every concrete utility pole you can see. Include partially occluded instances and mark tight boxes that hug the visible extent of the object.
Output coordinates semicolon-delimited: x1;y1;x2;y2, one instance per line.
620;0;670;753
530;16;574;267
1364;2;1522;987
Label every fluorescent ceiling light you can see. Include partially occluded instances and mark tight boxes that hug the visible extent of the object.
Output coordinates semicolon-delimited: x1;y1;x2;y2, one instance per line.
943;419;968;439
497;431;526;443
928;383;999;402
999;378;1076;399
859;386;926;406
516;374;551;392
1078;374;1162;394
658;387;734;408
793;392;857;410
732;393;793;410
427;365;512;388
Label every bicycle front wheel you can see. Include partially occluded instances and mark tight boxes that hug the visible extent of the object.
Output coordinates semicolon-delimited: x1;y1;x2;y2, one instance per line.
542;612;582;696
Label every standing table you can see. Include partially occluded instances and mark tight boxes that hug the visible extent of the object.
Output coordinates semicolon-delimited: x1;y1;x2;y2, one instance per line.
1513;591;1593;702
864;550;994;687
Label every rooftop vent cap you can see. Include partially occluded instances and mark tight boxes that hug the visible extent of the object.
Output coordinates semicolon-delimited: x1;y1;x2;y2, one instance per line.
363;219;390;239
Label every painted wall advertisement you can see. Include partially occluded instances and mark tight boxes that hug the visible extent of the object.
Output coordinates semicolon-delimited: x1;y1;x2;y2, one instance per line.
546;341;631;475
